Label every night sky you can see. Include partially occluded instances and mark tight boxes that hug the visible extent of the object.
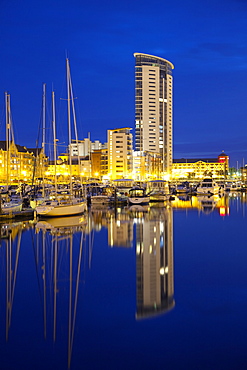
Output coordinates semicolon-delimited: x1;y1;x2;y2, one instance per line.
0;0;246;167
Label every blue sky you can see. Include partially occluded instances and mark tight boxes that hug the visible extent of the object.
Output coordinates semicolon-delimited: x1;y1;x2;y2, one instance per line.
0;0;246;166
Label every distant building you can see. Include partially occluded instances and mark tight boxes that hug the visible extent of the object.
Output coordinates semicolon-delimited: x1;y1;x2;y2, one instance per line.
133;151;162;181
134;53;174;176
240;165;247;182
46;155;83;182
91;149;102;179
69;137;107;157
107;128;133;180
0;141;47;184
172;152;229;180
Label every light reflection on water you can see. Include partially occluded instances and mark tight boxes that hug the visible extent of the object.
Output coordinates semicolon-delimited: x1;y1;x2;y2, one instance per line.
0;193;247;369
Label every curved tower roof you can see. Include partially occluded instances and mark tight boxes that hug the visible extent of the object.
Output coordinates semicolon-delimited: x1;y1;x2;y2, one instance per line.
133;52;174;69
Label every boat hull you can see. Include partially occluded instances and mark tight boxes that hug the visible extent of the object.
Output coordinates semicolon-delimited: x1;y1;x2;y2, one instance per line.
36;200;86;217
196;187;220;195
128;196;150;205
149;192;167;202
1;202;22;214
90;195;111;205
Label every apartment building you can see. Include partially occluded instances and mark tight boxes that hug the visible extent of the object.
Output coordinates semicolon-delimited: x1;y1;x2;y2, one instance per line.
0;141;46;183
107;128;133;180
172;152;229;179
134;53;174;176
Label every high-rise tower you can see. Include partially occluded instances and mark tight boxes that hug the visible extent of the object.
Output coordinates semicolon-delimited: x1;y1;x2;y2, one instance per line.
134;53;174;175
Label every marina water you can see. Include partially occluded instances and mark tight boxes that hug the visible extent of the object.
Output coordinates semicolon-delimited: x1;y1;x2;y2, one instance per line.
1;194;247;369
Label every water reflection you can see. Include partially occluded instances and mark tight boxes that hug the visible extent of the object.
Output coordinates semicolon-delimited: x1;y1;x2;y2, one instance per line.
0;194;237;368
89;205;175;319
171;194;230;215
135;205;174;319
0;220;33;341
35;215;88;369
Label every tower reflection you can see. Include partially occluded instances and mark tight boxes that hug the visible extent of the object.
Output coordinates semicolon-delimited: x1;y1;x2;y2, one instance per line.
135;206;175;319
90;205;175;319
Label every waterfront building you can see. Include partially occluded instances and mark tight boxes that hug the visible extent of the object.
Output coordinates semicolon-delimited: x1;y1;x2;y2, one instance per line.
172;152;229;180
107;128;133;180
133;150;162;181
46;155;92;182
100;148;108;179
240;165;247;183
91;150;102;179
134;53;174;176
0;141;47;184
69;137;107;157
67;136;107;180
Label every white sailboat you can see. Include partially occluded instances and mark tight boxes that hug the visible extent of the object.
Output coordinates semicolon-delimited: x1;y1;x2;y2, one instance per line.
36;60;87;217
1;93;22;214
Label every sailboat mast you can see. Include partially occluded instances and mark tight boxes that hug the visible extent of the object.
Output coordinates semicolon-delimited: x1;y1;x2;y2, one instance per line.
42;84;46;196
5;92;10;189
66;59;73;194
52;91;57;192
42;84;46;152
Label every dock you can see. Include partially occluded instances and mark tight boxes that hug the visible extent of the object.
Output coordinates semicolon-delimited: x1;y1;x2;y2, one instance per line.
0;208;35;221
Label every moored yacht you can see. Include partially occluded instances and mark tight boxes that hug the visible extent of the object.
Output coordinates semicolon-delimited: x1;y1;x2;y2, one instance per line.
128;187;150;205
35;196;86;217
90;186;115;206
196;178;221;195
146;180;170;203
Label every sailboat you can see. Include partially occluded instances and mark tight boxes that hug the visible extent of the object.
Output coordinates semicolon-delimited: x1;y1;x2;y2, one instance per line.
36;60;87;217
1;93;22;214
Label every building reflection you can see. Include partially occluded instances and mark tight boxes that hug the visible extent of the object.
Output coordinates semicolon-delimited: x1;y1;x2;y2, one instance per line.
135;206;175;319
89;205;175;319
171;194;230;215
89;206;134;248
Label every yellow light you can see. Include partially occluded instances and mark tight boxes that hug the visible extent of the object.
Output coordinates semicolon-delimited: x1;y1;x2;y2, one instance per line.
160;267;165;275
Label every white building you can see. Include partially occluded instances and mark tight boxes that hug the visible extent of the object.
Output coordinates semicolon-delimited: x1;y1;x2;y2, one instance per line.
134;53;174;176
70;137;107;157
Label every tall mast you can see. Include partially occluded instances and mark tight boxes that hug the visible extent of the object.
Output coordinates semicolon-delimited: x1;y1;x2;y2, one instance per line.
5;92;11;189
66;59;73;195
42;84;46;196
42;84;46;152
52;91;57;193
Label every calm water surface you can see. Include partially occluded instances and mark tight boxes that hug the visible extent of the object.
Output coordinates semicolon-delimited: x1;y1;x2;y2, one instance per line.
1;194;247;370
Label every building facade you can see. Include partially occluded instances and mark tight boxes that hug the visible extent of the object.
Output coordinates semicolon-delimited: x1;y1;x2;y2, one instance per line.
0;141;46;184
172;152;229;180
107;128;133;180
133;150;162;181
134;53;174;176
69;137;107;157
